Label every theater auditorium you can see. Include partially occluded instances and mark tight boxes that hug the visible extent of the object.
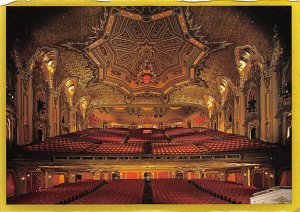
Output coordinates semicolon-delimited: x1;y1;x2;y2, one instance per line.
6;6;291;204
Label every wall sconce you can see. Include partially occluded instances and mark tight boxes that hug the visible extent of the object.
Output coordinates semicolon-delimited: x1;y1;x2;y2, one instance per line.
49;176;52;179
27;174;31;177
244;173;247;177
21;177;25;181
265;172;268;175
96;174;99;176
220;173;224;176
270;174;274;178
72;175;75;178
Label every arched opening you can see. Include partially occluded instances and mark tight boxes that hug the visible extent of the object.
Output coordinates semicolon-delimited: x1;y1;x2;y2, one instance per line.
112;171;120;180
252;170;270;189
175;171;183;179
144;172;152;181
75;174;82;182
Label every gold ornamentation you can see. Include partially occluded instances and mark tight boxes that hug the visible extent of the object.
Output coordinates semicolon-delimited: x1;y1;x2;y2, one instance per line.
151;10;173;20
190;38;205;49
105;15;115;34
178;14;188;33
120;10;142;20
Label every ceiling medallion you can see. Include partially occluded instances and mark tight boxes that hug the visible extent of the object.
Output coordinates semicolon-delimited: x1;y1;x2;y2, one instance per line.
137;59;157;85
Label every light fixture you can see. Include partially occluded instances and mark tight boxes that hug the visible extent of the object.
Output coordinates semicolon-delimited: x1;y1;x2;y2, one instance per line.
27;174;31;177
239;60;247;72
48;60;53;66
265;172;268;175
21;177;25;181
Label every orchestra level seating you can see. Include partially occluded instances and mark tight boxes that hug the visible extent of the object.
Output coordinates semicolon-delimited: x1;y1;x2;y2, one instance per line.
8;180;105;204
71;180;144;204
152;179;229;204
192;179;260;204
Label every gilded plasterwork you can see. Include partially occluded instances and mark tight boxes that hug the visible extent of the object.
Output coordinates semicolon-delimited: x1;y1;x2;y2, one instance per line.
130;96;163;105
62;7;232;97
169;85;209;107
85;84;126;108
55;50;95;89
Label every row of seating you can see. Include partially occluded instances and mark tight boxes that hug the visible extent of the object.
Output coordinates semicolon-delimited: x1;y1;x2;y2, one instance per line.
128;134;167;143
171;133;214;142
88;143;144;154
192;179;260;204
152;143;207;155
23;140;92;153
71;180;144;204
164;128;194;137
152;179;229;204
80;132;127;143
10;180;104;204
202;139;278;152
22;127;279;154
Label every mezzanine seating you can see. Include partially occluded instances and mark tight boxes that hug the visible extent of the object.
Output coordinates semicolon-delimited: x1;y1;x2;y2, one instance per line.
171;133;214;142
88;143;144;154
128;130;167;143
22;127;279;155
164;128;194;138
71;179;144;204
23;140;93;153
151;143;207;155
152;179;228;204
80;132;126;143
192;179;260;204
202;138;278;152
10;180;104;204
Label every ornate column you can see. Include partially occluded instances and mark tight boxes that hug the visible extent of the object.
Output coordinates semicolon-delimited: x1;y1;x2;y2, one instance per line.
67;171;76;183
45;170;53;188
219;170;226;182
219;108;225;132
69;108;77;133
264;69;272;141
271;69;279;143
16;72;24;145
242;167;251;186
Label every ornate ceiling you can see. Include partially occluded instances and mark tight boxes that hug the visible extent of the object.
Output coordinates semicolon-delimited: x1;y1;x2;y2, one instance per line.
8;6;287;117
62;7;232;103
84;8;207;96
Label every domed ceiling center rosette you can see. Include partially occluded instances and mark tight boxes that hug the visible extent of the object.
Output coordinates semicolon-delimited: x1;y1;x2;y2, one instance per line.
84;8;207;96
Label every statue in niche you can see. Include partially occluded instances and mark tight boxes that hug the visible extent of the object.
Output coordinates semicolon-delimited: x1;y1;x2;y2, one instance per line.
247;98;256;112
37;98;46;114
247;88;257;112
229;114;233;122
